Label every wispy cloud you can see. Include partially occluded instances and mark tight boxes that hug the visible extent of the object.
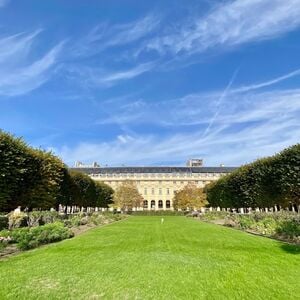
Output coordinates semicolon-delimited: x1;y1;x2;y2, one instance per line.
100;62;154;84
0;30;64;96
69;62;155;88
144;0;300;56
55;111;300;167
94;68;300;127
0;30;41;64
73;14;160;58
54;70;300;166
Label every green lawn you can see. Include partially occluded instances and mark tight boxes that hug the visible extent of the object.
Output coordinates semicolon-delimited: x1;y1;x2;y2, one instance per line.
0;216;300;300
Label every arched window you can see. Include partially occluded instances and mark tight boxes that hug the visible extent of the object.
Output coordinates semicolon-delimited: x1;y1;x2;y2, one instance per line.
158;200;163;209
151;200;155;209
166;200;171;209
143;200;148;209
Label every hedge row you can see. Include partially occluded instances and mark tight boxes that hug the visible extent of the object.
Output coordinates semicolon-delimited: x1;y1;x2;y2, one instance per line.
0;131;113;212
206;144;300;209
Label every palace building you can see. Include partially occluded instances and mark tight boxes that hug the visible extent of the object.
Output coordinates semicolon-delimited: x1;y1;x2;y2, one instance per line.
72;159;236;210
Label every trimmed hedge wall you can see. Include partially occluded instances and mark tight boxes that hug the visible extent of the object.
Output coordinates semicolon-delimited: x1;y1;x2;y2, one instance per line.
206;144;300;209
0;131;113;212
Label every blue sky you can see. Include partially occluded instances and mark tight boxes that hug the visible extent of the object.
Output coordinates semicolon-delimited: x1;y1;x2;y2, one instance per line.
1;0;300;167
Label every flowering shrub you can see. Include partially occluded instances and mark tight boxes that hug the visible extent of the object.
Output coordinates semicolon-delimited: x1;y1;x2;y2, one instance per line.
7;212;28;229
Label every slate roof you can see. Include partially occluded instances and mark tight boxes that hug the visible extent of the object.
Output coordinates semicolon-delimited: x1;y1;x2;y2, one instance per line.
69;166;237;175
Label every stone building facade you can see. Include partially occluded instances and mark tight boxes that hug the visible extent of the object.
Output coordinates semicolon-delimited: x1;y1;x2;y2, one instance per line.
72;164;236;210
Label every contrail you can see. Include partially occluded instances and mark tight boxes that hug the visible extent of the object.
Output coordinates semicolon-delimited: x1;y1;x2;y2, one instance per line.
232;68;300;94
202;67;239;138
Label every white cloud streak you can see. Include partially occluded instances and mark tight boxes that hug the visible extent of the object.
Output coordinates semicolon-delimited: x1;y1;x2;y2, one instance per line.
0;30;41;64
69;62;155;88
0;31;64;96
145;0;300;55
100;62;154;84
73;15;160;57
54;70;300;166
55;110;300;167
95;68;300;127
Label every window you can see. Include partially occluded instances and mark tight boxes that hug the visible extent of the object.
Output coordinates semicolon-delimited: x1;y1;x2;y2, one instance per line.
151;200;155;209
166;188;170;195
173;181;177;184
144;188;147;195
159;180;162;184
158;200;163;209
143;200;148;209
159;188;162;195
166;200;171;209
152;188;155;195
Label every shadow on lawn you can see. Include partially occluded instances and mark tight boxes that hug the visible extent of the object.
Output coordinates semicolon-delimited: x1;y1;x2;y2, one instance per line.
280;243;300;255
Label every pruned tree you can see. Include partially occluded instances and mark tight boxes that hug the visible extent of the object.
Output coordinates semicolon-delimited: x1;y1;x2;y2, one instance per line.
112;181;143;212
95;181;114;208
68;170;97;209
173;183;207;211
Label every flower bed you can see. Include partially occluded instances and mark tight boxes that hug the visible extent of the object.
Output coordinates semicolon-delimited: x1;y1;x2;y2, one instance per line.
198;211;300;244
0;212;128;254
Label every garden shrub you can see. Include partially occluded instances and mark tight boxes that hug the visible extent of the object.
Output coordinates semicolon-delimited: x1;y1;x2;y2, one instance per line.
200;211;300;243
89;214;106;225
237;215;256;230
8;212;28;229
13;222;74;250
111;214;127;221
255;217;277;235
80;216;89;225
41;211;61;225
276;219;300;240
199;211;229;221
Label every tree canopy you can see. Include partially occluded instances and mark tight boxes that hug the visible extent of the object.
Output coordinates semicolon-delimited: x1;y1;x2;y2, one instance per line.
173;183;207;210
112;181;143;211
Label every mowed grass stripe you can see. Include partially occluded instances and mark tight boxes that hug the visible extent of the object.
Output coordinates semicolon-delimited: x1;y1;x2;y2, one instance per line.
0;216;299;300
